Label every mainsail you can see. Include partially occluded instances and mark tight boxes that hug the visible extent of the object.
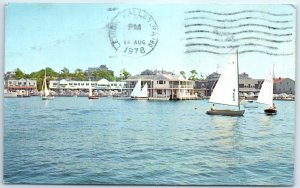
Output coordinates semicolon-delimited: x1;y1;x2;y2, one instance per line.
257;68;274;106
138;83;148;98
131;78;142;97
209;58;239;106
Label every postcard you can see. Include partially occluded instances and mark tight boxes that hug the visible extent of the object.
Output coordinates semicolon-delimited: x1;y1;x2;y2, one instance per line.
3;3;296;185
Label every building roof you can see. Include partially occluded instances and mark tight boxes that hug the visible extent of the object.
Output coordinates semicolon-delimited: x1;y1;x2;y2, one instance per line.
273;77;286;84
97;78;109;85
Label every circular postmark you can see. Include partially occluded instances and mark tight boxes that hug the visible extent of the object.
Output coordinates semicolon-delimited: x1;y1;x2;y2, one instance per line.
108;8;159;57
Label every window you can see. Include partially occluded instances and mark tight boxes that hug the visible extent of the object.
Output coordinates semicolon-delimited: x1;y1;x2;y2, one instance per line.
86;83;89;86
74;83;77;85
69;83;73;85
81;83;84;85
158;80;164;84
157;90;162;94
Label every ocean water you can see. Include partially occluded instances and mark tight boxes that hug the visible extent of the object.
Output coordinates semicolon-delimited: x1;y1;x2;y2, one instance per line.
3;97;295;185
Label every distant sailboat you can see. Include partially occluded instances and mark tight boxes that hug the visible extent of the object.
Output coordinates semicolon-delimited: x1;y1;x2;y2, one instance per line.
206;50;245;116
41;68;54;100
88;78;99;99
257;68;277;115
131;78;149;99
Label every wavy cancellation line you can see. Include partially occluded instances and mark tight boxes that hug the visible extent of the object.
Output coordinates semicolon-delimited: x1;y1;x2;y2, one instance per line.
185;10;293;16
185;43;278;50
184;23;292;30
185;36;292;43
185;49;293;56
184;16;292;23
185;29;292;37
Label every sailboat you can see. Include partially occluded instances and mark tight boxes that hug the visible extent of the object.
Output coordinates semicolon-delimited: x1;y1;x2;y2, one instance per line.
131;78;149;99
257;68;277;115
41;68;54;100
206;50;245;116
88;78;99;99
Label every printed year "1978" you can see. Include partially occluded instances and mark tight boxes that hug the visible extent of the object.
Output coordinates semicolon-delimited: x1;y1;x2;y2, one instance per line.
123;47;145;54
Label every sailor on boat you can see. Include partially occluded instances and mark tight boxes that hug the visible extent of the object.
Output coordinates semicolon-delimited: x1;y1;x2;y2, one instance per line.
211;104;216;111
269;103;276;110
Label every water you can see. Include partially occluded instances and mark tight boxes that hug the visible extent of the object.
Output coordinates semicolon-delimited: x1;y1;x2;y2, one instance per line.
3;97;295;185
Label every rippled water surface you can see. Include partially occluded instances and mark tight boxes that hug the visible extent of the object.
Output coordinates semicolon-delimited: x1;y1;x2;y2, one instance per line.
4;97;295;185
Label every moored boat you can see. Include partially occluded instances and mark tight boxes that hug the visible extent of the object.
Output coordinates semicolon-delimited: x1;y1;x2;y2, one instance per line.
130;79;149;100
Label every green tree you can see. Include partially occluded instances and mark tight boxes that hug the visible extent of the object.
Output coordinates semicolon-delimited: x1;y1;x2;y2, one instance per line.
15;68;24;79
74;68;85;80
189;70;198;81
180;71;186;79
60;67;70;79
93;70;115;81
120;68;131;80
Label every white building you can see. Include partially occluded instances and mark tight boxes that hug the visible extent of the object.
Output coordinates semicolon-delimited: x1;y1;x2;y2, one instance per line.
49;79;126;91
5;78;37;91
125;73;197;100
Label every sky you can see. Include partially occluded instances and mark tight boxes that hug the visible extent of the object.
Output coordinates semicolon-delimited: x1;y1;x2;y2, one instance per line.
5;3;295;79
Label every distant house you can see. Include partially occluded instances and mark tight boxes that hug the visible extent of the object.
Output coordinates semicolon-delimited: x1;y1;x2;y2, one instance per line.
5;78;37;91
273;77;295;94
125;70;196;100
194;72;264;96
85;65;114;78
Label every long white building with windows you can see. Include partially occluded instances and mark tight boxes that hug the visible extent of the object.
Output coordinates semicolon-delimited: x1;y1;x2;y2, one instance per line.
49;79;126;91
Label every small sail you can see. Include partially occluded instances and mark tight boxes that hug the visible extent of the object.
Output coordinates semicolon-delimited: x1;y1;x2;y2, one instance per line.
131;78;142;97
43;69;49;97
44;80;49;97
209;58;239;106
257;68;273;106
89;78;93;97
138;83;148;98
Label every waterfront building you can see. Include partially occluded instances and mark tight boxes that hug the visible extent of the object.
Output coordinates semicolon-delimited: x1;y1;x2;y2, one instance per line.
194;72;264;97
273;77;295;94
49;79;126;92
5;78;37;92
125;71;197;100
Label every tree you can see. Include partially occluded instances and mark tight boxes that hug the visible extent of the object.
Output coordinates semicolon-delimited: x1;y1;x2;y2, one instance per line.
61;67;70;79
120;68;131;80
74;68;85;80
180;71;186;79
15;68;24;79
189;70;198;81
93;70;115;81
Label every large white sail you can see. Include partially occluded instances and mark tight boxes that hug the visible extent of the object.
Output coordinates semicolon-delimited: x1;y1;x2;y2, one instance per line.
209;58;239;106
257;68;273;106
138;83;148;98
131;78;141;97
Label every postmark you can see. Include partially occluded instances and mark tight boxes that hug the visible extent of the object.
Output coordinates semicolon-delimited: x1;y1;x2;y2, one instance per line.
108;8;159;57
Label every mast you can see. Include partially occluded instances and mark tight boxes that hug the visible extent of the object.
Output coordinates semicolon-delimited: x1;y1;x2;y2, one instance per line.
237;49;240;110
